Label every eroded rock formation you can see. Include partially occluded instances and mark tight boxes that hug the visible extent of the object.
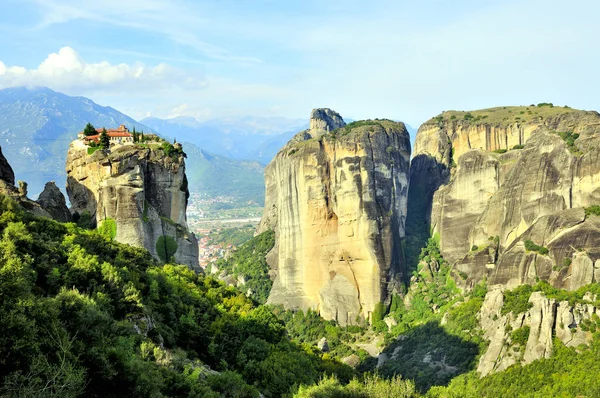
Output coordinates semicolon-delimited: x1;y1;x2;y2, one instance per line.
36;181;72;222
0;145;53;218
477;288;599;376
258;109;411;325
66;141;199;270
408;106;600;289
0;146;15;186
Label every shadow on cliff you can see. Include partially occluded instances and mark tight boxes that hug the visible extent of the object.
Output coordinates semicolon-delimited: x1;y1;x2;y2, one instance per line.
404;155;450;280
67;176;98;229
358;321;479;393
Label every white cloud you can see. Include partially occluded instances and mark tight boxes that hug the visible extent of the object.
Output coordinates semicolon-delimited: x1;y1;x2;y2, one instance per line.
0;47;207;93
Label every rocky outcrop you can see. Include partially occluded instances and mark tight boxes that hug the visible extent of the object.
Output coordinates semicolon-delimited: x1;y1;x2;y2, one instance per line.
0;146;15;185
477;287;598;376
409;106;600;289
0;146;54;218
258;109;411;325
66;141;199;270
309;108;346;138
36;181;72;222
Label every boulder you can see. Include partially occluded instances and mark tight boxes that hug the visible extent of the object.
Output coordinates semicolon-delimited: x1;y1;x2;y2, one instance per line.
37;181;72;222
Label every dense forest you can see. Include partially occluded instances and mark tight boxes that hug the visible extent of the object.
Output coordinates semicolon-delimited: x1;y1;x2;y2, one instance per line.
0;195;352;397
1;194;599;397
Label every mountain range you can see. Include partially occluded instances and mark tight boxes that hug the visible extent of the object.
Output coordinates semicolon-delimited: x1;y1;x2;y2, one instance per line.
0;87;151;197
0;87;273;202
141;115;308;162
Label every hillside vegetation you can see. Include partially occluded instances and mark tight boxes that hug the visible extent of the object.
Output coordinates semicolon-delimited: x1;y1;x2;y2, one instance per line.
428;103;579;125
0;195;351;397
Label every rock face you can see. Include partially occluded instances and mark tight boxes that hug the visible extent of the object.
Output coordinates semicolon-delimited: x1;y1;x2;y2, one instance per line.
0;145;54;219
258;110;411;325
477;288;598;376
36;181;72;222
409;106;600;289
66;141;199;270
0;146;15;185
309;108;346;138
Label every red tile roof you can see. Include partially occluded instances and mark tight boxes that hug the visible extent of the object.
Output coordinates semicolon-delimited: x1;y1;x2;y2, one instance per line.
81;124;132;142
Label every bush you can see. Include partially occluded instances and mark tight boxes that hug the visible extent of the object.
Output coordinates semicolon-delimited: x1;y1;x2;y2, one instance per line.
471;245;479;251
524;239;549;255
584;205;600;217
552;131;580;153
493;149;507;154
87;146;102;155
98;218;117;240
512;144;525;150
371;302;386;324
502;285;534;315
155;235;178;262
510;326;530;345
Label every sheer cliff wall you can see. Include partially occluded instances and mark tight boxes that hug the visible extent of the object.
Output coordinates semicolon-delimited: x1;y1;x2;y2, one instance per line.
258;109;411;325
67;141;199;269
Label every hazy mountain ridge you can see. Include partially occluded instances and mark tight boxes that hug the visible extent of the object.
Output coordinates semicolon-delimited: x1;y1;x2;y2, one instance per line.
0;87;153;197
0;87;266;204
183;142;265;205
142;115;308;163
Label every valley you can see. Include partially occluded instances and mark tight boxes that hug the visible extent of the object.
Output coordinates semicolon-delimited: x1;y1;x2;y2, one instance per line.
1;90;600;397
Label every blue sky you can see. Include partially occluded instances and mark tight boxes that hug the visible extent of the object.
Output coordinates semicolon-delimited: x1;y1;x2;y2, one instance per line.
0;0;599;126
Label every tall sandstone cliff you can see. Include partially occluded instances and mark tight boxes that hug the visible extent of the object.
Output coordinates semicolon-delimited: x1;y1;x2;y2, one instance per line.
258;109;411;325
66;141;199;269
408;106;600;290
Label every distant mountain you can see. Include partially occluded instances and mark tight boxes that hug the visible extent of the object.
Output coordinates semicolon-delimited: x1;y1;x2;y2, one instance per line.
0;86;266;204
405;124;418;150
183;142;265;205
0;86;152;197
141;115;308;163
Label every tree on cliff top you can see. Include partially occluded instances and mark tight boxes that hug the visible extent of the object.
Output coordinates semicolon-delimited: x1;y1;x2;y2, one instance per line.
100;128;110;149
83;123;96;136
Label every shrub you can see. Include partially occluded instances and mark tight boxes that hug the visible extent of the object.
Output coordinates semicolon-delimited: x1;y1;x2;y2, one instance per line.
510;326;530;345
493;149;507;154
463;113;474;121
75;211;94;229
524;239;549;255
502;285;534;315
98;218;117;240
471;245;479;251
537;102;554;107
372;302;386;324
512;144;525;150
87;146;102;155
552;131;580;153
584;205;600;217
155;235;178;263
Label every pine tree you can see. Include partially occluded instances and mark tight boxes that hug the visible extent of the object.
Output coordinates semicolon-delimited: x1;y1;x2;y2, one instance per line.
100;128;110;149
83;123;96;136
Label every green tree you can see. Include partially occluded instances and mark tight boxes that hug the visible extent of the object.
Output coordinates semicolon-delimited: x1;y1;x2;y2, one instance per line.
155;235;178;263
99;128;110;149
132;126;138;143
83;123;96;137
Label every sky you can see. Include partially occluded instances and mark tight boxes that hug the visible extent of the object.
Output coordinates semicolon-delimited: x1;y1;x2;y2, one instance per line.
0;0;599;127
